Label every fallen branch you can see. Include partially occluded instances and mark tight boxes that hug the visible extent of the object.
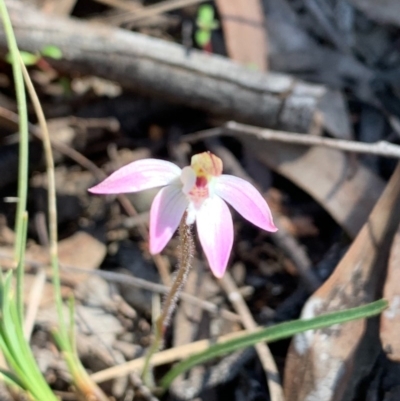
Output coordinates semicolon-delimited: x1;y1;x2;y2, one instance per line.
0;0;325;132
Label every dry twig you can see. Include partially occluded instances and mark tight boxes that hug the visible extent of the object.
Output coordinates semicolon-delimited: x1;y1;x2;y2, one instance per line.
0;252;241;323
95;0;207;25
90;326;261;383
219;271;285;401
184;121;400;159
93;0;141;11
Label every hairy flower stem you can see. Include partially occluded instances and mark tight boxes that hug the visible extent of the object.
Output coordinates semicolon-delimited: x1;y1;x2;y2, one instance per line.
142;217;194;386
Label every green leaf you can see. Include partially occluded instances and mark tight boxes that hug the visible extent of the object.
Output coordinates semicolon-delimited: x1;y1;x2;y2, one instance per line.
0;369;25;391
0;271;58;400
41;45;63;60
195;29;211;47
6;51;39;66
160;299;388;389
197;4;214;25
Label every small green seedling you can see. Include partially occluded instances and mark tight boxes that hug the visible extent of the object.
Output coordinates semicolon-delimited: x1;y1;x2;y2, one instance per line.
41;45;63;60
195;4;219;48
6;50;39;66
5;45;63;66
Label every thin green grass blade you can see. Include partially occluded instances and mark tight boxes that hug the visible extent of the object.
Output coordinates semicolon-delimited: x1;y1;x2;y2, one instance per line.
2;294;44;397
7;296;58;400
20;53;68;345
0;3;62;400
20;48;108;401
16;212;28;323
0;277;41;393
0;369;30;396
6;50;39;66
0;332;27;386
68;296;76;353
0;369;23;388
160;299;388;388
0;1;29;301
0;273;58;400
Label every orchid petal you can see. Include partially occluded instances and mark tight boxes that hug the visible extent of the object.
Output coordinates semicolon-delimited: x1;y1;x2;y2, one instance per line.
180;166;196;194
196;196;233;278
214;175;277;232
88;159;181;194
149;185;188;254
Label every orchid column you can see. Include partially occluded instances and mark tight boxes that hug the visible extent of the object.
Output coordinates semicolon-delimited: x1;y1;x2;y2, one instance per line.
89;151;277;382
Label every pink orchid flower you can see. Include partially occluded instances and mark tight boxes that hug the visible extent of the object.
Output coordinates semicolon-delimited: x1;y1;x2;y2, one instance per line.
89;152;277;278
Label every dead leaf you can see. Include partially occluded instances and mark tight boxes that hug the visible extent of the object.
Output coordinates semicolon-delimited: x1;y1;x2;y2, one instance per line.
0;231;106;286
348;0;400;27
284;163;400;401
241;137;385;237
0;216;15;245
318;90;353;140
57;231;107;285
215;0;268;71
278;215;319;238
24;273;72;308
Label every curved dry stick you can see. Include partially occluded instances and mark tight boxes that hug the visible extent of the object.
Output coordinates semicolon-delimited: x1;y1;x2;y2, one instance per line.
184;121;400;159
219;271;285;401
